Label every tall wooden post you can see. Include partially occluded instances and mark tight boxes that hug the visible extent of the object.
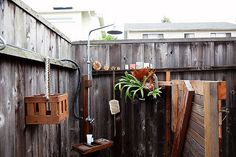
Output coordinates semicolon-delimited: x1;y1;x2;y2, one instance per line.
165;71;171;157
82;75;92;142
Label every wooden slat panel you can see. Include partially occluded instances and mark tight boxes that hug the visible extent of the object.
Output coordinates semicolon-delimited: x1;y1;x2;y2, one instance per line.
184;134;205;157
171;80;194;157
189;120;205;138
193;94;204;106
190;112;204;127
192;102;204;116
190;81;204;95
188;128;205;148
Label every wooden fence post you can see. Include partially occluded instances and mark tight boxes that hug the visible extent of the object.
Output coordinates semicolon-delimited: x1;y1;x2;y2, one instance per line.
204;82;219;157
165;71;171;157
82;75;92;142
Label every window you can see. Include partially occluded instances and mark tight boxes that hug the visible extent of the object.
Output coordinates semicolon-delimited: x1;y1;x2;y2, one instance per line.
143;34;164;39
226;33;231;37
184;33;195;38
53;7;73;10
210;33;231;37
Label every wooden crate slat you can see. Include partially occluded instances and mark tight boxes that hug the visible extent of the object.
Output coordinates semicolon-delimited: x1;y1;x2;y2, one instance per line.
38;102;46;116
26;103;35;116
25;93;68;124
51;102;58;116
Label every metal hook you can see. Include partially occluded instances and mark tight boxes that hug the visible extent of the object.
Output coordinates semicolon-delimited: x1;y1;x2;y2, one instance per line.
0;36;6;50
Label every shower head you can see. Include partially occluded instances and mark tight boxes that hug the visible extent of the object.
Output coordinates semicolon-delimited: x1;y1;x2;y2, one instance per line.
107;30;123;35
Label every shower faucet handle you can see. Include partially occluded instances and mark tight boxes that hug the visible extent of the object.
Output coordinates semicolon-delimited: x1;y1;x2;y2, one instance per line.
85;117;95;124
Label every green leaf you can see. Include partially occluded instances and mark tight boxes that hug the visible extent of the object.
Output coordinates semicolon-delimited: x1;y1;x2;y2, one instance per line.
140;87;144;98
132;88;140;99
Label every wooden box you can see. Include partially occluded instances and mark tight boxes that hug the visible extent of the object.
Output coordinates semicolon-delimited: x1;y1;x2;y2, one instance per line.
25;93;69;124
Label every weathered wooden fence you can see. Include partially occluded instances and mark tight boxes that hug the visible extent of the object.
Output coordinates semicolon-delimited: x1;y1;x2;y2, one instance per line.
0;0;78;157
73;38;236;157
91;74;166;157
1;0;236;156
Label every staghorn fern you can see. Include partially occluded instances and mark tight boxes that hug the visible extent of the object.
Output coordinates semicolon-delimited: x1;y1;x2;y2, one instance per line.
114;71;162;101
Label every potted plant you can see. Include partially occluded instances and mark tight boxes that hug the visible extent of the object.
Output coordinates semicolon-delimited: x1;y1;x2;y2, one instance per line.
114;68;162;101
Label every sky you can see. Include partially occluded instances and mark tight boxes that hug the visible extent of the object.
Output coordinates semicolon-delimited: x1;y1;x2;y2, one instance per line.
96;0;236;24
21;0;236;40
22;0;236;25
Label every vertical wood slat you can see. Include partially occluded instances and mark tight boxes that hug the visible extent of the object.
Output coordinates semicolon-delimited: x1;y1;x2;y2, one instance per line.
204;82;219;157
81;75;91;141
51;102;58;115
39;102;46;116
164;71;171;157
171;80;194;157
27;103;35;116
171;83;179;132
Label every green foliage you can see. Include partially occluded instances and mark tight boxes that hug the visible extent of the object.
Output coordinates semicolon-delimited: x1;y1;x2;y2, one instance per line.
100;32;117;41
114;71;162;101
161;16;171;23
147;87;162;99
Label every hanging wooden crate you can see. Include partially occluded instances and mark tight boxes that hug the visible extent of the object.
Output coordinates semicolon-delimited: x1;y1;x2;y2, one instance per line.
25;93;69;124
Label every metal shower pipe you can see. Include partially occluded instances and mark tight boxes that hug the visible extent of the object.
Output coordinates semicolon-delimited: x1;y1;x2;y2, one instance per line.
86;24;115;123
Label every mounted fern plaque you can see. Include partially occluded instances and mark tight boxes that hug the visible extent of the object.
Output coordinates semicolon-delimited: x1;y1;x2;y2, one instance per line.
114;68;162;101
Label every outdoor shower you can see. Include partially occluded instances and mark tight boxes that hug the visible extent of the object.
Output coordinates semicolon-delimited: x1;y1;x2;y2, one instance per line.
86;24;122;124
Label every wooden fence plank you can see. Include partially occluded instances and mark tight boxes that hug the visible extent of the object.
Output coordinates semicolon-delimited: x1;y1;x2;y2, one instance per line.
204;82;219;157
171;84;178;132
217;81;226;100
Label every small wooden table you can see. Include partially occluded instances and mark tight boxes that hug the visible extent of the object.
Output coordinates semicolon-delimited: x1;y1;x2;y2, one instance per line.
72;138;113;157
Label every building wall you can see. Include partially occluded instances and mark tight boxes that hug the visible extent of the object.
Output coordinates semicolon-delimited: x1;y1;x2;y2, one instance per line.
41;11;102;41
126;30;236;39
22;0;103;41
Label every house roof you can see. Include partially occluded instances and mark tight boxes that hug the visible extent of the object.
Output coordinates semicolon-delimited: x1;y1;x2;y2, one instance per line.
124;22;236;32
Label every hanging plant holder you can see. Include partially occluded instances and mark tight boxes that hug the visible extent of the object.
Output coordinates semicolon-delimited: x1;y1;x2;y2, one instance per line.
25;93;68;124
25;57;69;124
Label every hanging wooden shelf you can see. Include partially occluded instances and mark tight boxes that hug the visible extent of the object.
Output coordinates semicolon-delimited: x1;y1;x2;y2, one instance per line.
25;93;69;124
72;138;113;155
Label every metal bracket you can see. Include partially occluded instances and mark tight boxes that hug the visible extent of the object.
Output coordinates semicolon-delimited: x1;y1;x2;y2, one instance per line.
0;36;6;50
